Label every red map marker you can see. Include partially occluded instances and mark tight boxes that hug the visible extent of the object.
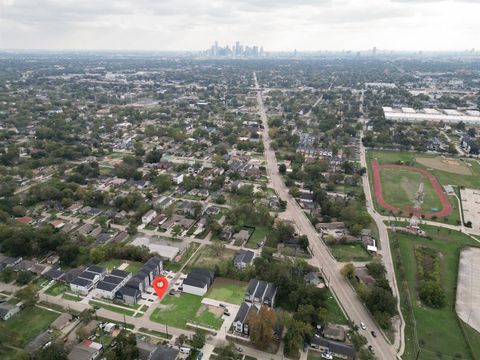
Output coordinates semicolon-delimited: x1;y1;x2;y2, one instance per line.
152;276;169;299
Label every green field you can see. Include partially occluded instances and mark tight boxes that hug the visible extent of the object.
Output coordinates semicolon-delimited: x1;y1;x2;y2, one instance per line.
245;226;270;249
380;167;443;212
185;245;235;272
329;242;372;262
89;300;136;316
4;306;59;347
206;278;248;305
45;282;68;296
150;293;224;329
100;259;122;270
390;224;480;359
368;149;480;189
324;290;349;325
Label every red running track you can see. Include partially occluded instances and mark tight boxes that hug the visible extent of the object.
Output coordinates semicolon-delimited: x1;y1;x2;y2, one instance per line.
371;160;453;218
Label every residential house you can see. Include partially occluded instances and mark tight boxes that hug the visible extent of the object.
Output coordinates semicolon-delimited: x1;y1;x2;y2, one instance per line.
245;279;277;307
142;209;157;225
182;268;214;296
0;303;20;320
304;272;321;286
50;313;73;331
310;337;356;360
233;302;259;335
173;173;184;185
67;340;102;360
234;249;255;270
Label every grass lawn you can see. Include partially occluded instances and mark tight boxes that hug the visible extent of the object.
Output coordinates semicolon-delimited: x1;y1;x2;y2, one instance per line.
390;224;480;359
138;327;173;340
380;167;444;212
206;277;248;305
324;289;349;325
368;149;480;189
45;282;68;296
5;306;58;347
100;259;122;270
62;293;81;301
89;300;136;316
245;225;270;249
185;245;235;272
150;293;223;330
125;261;144;274
329;243;372;262
0;349;18;360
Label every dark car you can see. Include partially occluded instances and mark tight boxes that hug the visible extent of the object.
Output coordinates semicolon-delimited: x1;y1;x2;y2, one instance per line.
371;330;377;337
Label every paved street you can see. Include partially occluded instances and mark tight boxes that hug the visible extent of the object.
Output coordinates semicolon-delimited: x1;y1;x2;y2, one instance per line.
254;72;400;360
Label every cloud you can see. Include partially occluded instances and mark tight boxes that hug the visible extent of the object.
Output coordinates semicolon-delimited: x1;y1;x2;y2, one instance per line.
0;0;479;51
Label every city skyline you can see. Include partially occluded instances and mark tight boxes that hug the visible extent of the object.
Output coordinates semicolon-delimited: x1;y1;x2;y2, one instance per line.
1;0;480;52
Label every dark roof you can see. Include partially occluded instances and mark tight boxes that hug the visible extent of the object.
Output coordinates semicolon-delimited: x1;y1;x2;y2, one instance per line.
310;337;356;358
126;278;143;290
64;268;83;283
254;280;267;299
70;277;93;287
96;281;117;292
102;275;124;285
86;265;105;274
235;249;255;265
136;270;150;281
234;302;250;323
190;268;214;285
117;286;141;298
44;268;65;280
146;256;162;267
78;271;99;281
246;279;258;295
151;345;179;360
182;276;207;289
264;283;277;302
110;269;130;279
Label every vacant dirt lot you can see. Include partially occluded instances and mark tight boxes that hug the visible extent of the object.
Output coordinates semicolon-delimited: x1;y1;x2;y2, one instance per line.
456;247;480;333
460;188;480;231
417;157;472;175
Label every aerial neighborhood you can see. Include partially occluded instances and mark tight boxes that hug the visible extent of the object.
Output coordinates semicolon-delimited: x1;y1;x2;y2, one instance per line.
0;49;479;360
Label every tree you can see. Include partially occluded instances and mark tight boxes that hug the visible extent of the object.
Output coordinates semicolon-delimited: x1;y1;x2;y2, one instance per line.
106;332;138;360
216;342;242;360
289;186;301;198
366;261;386;279
171;224;182;237
191;331;206;349
279;163;287;174
283;319;312;357
0;267;16;283
419;280;445;308
32;343;68;360
154;174;172;193
16;271;33;285
248;306;277;350
350;331;368;350
16;285;38;307
341;263;355;280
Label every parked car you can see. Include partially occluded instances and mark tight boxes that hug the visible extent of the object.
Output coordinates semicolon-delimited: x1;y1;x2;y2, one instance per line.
321;352;333;360
368;345;375;354
371;330;377;337
360;322;366;330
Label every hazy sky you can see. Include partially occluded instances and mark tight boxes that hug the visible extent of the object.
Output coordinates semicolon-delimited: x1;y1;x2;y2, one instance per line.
1;0;479;51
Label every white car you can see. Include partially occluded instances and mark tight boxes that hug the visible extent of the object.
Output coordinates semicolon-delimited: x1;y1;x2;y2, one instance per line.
360;322;366;330
321;352;333;360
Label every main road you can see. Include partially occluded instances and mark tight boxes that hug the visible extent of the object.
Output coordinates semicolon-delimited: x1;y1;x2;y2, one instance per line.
254;72;400;360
